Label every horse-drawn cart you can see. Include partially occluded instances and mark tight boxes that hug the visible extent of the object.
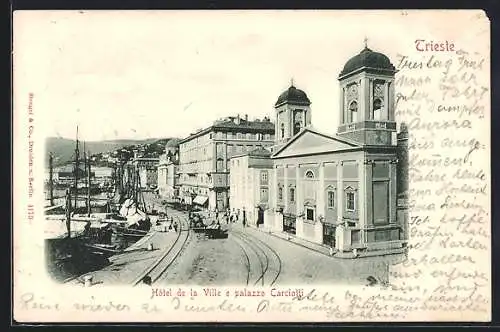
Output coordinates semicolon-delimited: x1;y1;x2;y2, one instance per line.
189;213;228;239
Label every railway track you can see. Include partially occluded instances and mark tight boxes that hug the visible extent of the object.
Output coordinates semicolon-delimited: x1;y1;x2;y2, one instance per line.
231;229;282;286
132;214;191;286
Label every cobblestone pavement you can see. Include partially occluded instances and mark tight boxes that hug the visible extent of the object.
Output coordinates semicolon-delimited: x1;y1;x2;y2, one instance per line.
157;222;391;286
159;228;248;286
242;226;391;285
69;191;394;286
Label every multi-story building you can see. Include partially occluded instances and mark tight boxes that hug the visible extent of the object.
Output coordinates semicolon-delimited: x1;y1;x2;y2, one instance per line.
131;153;159;189
263;44;408;257
178;114;275;211
214;43;408;257
229;147;273;227
157;139;180;200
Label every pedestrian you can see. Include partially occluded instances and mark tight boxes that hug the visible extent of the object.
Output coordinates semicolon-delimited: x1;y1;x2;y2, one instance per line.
173;221;178;233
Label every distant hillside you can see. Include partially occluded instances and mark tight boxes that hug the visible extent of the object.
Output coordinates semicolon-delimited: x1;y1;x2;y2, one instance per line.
45;137;174;166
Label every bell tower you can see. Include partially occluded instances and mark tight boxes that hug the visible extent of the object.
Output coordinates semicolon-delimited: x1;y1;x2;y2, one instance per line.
273;80;312;152
337;40;398;146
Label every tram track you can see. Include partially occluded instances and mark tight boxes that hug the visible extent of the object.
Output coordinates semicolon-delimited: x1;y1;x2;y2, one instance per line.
231;228;282;286
132;214;191;286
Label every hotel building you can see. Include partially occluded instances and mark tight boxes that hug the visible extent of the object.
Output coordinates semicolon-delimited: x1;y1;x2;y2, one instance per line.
178;115;275;211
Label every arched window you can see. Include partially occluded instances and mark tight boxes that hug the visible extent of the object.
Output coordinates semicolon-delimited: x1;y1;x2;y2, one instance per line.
305;170;315;179
373;98;383;120
349;101;358;123
293;121;301;135
280;123;285;139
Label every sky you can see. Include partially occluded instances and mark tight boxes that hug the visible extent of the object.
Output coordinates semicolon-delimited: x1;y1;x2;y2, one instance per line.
14;10;484;142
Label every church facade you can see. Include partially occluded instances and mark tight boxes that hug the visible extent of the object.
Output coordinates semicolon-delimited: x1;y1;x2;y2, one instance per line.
264;45;408;256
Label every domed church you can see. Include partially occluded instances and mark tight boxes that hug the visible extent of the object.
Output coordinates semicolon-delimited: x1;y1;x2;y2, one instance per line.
263;42;407;257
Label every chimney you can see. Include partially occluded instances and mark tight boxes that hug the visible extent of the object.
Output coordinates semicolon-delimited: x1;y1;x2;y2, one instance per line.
235;114;241;125
245;114;248;122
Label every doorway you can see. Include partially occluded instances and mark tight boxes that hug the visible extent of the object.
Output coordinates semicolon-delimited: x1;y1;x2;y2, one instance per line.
283;215;296;235
322;223;336;247
257;207;264;226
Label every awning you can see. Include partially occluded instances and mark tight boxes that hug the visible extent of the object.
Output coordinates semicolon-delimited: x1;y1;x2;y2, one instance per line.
193;195;208;205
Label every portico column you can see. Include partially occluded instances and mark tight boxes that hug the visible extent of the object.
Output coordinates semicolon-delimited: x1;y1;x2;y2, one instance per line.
270;165;279;231
295;165;301;214
283;165;289;233
336;161;345;251
337;162;344;224
295;164;303;239
358;161;366;247
316;162;325;244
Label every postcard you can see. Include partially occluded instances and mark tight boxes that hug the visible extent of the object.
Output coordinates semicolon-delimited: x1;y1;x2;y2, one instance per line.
12;10;490;322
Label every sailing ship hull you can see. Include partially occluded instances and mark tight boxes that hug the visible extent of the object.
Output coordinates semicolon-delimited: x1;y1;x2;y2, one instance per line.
45;236;110;282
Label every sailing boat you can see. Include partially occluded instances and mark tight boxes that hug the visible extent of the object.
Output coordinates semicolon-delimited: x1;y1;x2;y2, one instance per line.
112;166;152;238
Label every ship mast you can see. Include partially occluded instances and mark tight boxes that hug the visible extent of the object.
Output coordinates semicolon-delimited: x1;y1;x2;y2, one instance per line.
49;152;54;206
87;149;91;217
83;141;87;211
74;126;80;209
65;188;72;238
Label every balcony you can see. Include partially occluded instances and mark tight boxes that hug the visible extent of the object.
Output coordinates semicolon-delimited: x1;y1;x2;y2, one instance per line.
211;173;228;188
337;120;397;133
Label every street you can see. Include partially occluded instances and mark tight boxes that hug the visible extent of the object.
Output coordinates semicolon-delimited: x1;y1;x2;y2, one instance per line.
157;221;391;286
65;192;393;287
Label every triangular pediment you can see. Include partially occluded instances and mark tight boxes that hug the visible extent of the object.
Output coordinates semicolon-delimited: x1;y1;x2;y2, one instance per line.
272;128;359;158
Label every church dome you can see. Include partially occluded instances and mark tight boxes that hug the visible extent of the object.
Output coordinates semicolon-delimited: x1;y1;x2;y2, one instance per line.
339;46;396;77
275;85;311;107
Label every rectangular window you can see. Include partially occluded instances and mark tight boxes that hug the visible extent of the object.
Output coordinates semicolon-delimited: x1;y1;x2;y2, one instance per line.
260;170;268;185
290;188;295;202
306;208;314;221
260;188;269;202
278;187;283;200
216;160;224;172
346;192;355;211
327;191;335;208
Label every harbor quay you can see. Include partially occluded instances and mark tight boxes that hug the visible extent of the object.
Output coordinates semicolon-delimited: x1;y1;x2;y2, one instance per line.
44;42;407;287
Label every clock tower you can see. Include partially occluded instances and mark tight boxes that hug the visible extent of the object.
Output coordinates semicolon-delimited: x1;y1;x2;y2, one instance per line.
337;41;398;146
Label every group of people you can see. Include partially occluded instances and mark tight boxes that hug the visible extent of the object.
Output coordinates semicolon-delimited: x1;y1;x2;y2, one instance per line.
210;208;247;227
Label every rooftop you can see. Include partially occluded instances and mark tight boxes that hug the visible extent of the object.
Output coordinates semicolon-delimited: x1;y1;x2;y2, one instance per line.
181;115;274;143
339;46;396;78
